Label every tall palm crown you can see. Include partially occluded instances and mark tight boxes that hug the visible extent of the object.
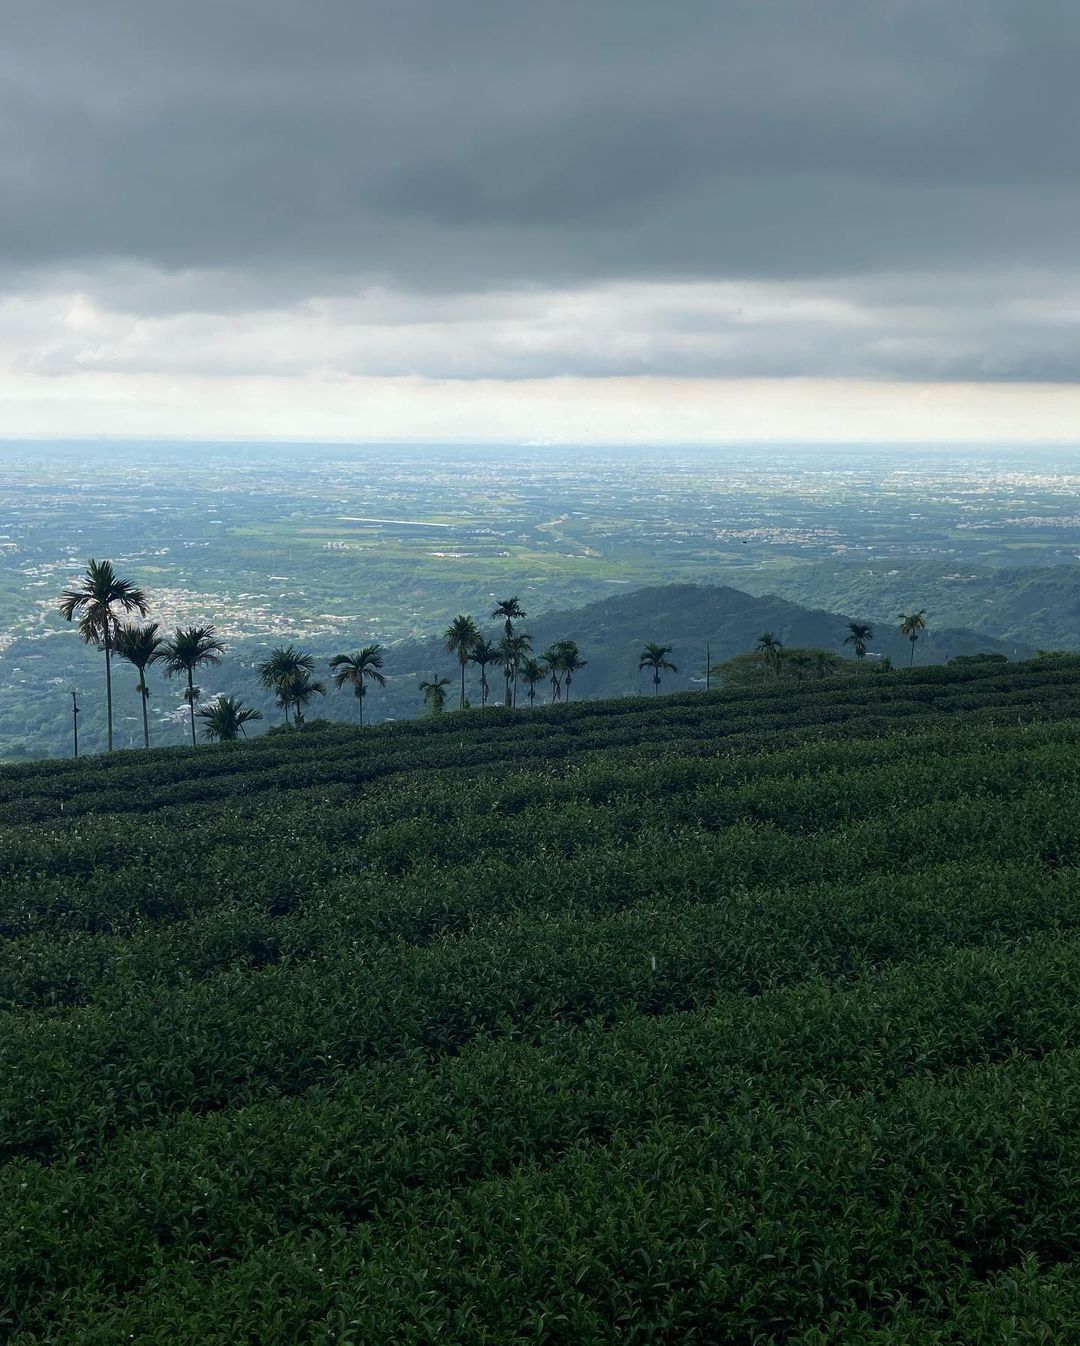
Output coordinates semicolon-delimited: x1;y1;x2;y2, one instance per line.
492;598;527;706
518;657;544;706
159;624;225;747
197;696;262;742
419;674;451;715
329;645;386;726
843;621;874;670
899;610;927;666
257;645;316;726
113;621;166;749
281;669;326;728
554;640;587;701
444;614;480;709
59;558;148;752
491;597;526;638
755;631;784;677
468;637;501;707
639;642;678;694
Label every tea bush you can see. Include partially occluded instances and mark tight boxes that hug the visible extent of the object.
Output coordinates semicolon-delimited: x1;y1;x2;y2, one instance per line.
3;658;1079;1343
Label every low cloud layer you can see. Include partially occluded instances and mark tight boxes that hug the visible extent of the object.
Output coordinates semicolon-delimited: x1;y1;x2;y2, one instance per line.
1;0;1078;421
7;272;1080;385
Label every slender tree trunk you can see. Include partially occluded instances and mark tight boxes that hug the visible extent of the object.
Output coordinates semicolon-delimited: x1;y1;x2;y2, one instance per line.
565;676;571;703
359;688;364;726
140;684;150;749
909;638;916;667
188;670;197;746
104;627;114;752
460;660;466;711
654;673;660;693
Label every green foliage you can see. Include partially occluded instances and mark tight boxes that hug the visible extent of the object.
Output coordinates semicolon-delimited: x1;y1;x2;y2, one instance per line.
2;657;1080;1342
952;652;1010;667
196;696;262;742
715;645;855;687
419;673;451;715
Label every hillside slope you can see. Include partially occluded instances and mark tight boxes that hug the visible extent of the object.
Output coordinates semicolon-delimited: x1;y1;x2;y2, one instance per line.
738;560;1080;649
376;581;1025;714
4;658;1080;1342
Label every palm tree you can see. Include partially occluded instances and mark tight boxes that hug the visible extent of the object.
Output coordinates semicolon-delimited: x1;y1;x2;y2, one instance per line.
541;644;566;702
498;631;532;707
257;644;316;727
518;656;544;706
282;669;326;728
468;637;501;707
814;650;838;679
756;631;783;678
899;610;927;667
197;696;262;742
843;621;874;672
59;559;149;751
492;598;526;705
419;674;451;715
444;614;480;710
554;640;587;701
159;624;226;747
639;642;677;695
113;621;166;749
329;645;386;726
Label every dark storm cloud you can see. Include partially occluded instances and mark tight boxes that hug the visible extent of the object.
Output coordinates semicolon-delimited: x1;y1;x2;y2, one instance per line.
1;0;1079;379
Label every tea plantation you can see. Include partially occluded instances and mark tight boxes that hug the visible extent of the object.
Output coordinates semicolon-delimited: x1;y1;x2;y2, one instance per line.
4;658;1080;1343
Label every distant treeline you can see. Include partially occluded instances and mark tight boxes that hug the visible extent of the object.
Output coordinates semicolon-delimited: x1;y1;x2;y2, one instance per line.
60;556;1031;754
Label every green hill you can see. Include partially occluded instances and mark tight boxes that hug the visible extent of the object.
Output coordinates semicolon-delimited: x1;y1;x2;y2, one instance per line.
375;582;1026;715
738;560;1080;650
4;658;1080;1342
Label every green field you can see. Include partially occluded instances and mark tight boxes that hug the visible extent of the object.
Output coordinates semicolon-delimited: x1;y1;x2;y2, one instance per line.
5;659;1080;1342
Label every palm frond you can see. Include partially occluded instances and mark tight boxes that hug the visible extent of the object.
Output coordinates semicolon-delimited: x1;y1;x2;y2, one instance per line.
160;624;226;677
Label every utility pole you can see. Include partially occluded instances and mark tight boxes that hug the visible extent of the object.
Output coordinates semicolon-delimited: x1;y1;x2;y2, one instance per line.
71;691;80;758
705;642;711;692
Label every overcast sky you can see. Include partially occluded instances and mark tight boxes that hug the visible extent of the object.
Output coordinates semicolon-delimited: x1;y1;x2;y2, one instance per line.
2;0;1079;442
